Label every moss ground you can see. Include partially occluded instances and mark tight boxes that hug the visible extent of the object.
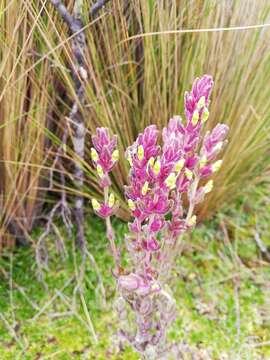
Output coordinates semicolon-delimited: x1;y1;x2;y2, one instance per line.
0;186;270;359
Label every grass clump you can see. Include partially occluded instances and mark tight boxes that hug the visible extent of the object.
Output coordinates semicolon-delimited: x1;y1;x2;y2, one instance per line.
2;1;270;243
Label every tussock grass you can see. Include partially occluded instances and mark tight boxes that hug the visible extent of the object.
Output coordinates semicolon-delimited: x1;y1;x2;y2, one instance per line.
0;0;57;245
1;0;270;243
49;0;270;219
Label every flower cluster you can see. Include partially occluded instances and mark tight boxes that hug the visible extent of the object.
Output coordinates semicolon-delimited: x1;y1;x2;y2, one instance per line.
91;75;229;358
90;128;119;218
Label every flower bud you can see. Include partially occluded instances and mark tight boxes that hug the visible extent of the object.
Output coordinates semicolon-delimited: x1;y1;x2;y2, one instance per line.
153;160;161;176
184;168;193;180
118;274;141;291
212;159;223;172
151;283;161;292
165;173;177;189
211;124;229;142
128;199;136;211
150;216;164;232
191;110;200;126
96;164;104;177
126;154;133;166
199;155;207;168
91;148;99;162
197;96;206;109
148;157;155;167
108;193;115;208
174;159;185;172
141;181;149;196
137;145;144;161
187;215;197;226
112;149;119;162
91;198;101;211
199;165;213;178
213;141;223;153
202;108;209;123
204;180;213;194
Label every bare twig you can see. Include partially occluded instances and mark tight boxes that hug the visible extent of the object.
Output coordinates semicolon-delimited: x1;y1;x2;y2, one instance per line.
39;350;65;359
9;255;16;326
234;279;241;342
47;310;73;319
51;223;68;258
32;276;74;321
68;2;88;250
42;0;111;308
50;0;74;27
56;290;98;342
86;249;106;306
89;0;111;17
37;128;72;277
36;201;62;285
254;231;270;261
71;237;106;309
0;313;25;350
80;291;98;343
244;340;270;348
48;0;87;250
220;219;243;266
0;267;40;311
49;0;113;250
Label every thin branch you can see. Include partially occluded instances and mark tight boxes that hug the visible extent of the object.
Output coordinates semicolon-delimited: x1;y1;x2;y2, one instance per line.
50;0;74;27
0;267;40;311
0;313;25;350
50;0;88;249
32;276;74;321
56;290;98;341
48;0;111;250
234;280;241;342
254;231;270;261
89;0;111;18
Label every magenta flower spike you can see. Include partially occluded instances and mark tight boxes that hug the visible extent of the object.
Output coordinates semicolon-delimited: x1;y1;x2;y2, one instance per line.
184;75;213;124
91;127;118;188
91;75;229;359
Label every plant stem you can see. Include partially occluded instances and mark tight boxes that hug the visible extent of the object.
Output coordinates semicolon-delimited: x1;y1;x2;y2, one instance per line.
186;175;200;222
104;187;120;271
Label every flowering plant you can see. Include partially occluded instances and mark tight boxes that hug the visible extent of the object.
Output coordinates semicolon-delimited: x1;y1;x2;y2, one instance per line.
91;75;229;358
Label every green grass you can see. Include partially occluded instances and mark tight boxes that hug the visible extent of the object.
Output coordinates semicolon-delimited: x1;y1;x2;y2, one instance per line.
0;186;270;359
